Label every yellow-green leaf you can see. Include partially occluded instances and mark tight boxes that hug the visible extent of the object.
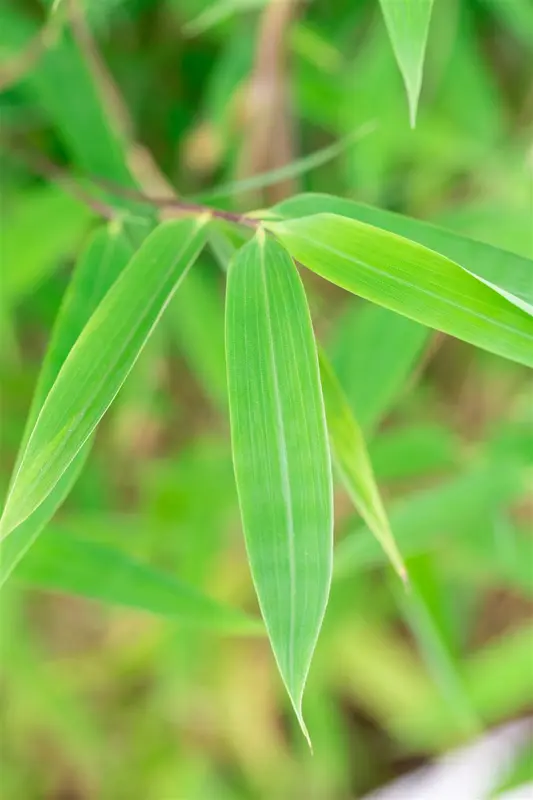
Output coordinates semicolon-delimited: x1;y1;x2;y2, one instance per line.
318;350;406;582
1;216;209;538
266;214;533;368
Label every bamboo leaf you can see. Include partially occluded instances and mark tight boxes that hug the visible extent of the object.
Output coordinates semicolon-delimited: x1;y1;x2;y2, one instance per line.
318;350;406;582
266;214;533;367
1;223;133;585
273;193;533;311
378;0;435;126
14;530;263;635
226;230;333;745
0;216;209;538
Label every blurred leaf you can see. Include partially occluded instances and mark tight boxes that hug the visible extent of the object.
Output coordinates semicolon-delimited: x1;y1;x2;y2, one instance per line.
404;625;533;748
318;350;406;581
2;185;94;305
0;217;209;538
196;123;375;203
15;530;262;634
334;461;524;576
483;0;533;50
184;0;268;36
273;194;533;309
0;2;152;228
168;259;227;410
328;302;428;436
395;557;480;737
378;0;435;126
492;735;533;796
370;423;458;480
1;223;133;585
226;231;333;744
267;213;533;366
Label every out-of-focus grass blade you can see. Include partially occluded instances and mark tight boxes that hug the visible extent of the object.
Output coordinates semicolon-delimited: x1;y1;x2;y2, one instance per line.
2;185;95;305
394;556;480;737
334;461;524;577
195;124;375;204
0;216;209;538
318;350;406;582
370;423;458;480
0;3;151;223
405;624;533;748
329;302;428;436
1;223;133;585
483;0;533;51
226;230;333;745
168;259;227;410
183;0;268;36
378;0;435;126
266;214;533;367
272;194;533;311
14;530;263;635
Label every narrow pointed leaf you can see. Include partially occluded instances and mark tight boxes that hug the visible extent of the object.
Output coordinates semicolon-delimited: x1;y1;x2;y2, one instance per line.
378;0;435;126
273;193;533;313
1;216;209;538
14;530;263;635
266;214;533;367
318;350;406;582
226;231;333;744
1;223;134;585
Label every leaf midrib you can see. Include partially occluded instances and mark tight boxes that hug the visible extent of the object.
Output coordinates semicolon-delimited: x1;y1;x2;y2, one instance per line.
259;236;297;693
277;221;532;343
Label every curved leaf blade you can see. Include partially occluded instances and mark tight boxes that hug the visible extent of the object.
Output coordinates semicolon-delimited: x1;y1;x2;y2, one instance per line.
378;0;435;126
318;350;407;582
273;193;533;312
1;216;209;538
1;223;134;585
226;231;333;744
267;214;533;367
15;530;263;636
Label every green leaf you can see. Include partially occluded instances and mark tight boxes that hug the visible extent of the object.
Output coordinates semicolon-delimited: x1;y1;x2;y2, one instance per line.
168;258;227;410
266;214;533;367
1;223;133;585
14;530;263;635
318;350;406;582
226;230;333;744
2;185;94;305
329;302;429;436
334;462;524;577
1;216;209;538
273;194;533;311
378;0;435;126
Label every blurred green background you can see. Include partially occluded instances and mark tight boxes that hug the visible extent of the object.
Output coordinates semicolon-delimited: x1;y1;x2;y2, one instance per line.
1;0;532;797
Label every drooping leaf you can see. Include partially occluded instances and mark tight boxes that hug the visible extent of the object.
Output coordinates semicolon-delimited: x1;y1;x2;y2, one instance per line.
1;223;133;585
334;461;524;577
226;230;333;744
378;0;435;126
266;214;533;367
272;193;533;311
14;529;263;635
318;350;406;582
0;216;209;538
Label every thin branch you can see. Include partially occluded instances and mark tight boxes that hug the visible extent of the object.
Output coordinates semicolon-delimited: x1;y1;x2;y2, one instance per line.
7;143;258;228
0;2;65;92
